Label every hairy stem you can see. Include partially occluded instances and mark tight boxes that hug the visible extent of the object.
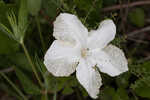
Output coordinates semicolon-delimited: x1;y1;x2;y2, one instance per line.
35;16;46;52
21;42;43;87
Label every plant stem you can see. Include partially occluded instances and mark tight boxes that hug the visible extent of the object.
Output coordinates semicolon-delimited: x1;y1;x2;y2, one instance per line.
53;91;57;100
0;72;28;100
35;15;45;52
21;42;43;87
102;0;150;12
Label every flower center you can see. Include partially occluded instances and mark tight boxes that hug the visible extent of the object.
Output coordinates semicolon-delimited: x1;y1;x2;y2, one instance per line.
81;48;89;58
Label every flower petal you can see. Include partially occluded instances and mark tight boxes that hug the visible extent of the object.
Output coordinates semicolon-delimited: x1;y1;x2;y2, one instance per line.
76;58;102;99
53;13;88;47
88;19;116;49
92;45;128;77
44;40;80;77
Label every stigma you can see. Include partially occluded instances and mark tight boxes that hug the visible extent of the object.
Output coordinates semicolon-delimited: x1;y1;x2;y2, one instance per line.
81;48;89;58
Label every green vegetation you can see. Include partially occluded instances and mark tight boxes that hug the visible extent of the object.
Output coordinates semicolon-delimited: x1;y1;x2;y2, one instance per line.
0;0;150;100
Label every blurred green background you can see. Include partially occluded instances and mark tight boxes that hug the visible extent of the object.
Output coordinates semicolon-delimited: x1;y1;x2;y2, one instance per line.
0;0;150;100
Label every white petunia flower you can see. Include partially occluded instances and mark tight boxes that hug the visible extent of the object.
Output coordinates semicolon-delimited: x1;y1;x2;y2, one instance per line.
44;13;128;99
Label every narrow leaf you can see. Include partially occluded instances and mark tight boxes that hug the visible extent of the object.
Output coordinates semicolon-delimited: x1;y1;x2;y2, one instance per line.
0;23;16;40
15;67;41;95
18;0;28;39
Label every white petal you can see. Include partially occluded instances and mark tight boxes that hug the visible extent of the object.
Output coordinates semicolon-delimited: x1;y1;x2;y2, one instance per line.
53;13;88;47
76;58;102;99
44;40;80;77
92;45;128;77
88;19;116;49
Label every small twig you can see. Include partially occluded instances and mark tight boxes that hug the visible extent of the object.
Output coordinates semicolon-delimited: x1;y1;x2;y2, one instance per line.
0;67;14;73
127;26;150;37
119;0;129;35
126;37;149;44
139;56;150;63
127;31;146;57
102;1;150;12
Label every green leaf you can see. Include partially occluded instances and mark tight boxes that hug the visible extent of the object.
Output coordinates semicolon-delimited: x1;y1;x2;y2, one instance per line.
131;76;150;98
128;8;145;27
34;54;47;76
7;53;32;71
0;1;16;24
4;0;28;43
141;61;150;70
62;87;74;95
62;76;78;95
0;55;11;67
42;0;61;19
75;0;102;28
18;0;28;26
0;32;19;54
100;86;116;100
45;75;77;95
44;74;61;93
112;37;124;48
140;61;150;77
27;0;41;16
74;0;92;11
44;73;73;93
41;94;48;100
7;11;19;40
15;67;41;95
0;1;17;41
18;0;28;41
116;72;130;88
100;87;129;100
68;77;78;87
0;23;16;40
130;61;150;77
113;88;129;100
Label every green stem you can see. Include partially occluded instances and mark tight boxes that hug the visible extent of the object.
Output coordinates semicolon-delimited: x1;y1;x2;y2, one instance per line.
53;91;57;100
35;16;45;52
21;42;43;87
0;72;28;100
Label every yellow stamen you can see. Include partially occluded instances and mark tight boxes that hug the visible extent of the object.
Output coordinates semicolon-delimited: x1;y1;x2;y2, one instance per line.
81;48;88;58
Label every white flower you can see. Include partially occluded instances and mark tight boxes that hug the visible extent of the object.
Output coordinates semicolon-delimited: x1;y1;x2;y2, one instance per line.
44;13;128;99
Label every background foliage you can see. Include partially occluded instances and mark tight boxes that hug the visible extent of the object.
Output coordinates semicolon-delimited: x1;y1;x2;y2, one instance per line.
0;0;150;100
